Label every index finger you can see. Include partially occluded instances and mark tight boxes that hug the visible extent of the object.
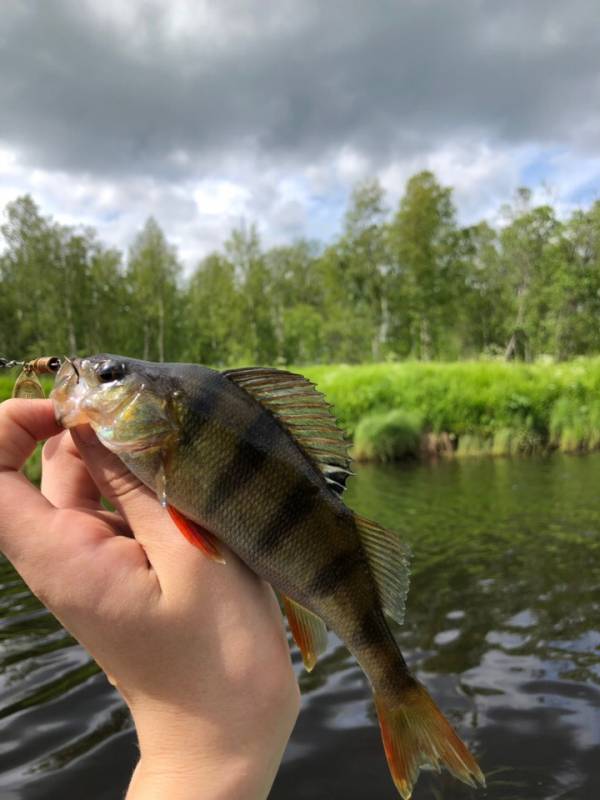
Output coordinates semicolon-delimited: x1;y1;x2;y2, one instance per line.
0;399;60;557
0;399;63;471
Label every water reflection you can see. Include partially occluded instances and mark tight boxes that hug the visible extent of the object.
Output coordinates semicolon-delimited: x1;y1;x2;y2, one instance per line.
273;455;600;799
0;454;599;798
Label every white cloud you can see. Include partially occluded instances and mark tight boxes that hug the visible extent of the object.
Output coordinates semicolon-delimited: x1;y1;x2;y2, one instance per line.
2;136;600;272
193;180;251;218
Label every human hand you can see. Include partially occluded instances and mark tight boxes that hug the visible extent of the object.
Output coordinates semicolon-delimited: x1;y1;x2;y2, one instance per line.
0;399;300;800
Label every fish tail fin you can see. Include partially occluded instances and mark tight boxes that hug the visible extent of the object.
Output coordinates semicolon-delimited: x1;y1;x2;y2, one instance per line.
374;680;485;799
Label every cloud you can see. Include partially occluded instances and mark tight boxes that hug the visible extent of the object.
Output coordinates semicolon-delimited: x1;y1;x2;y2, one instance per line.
1;1;600;266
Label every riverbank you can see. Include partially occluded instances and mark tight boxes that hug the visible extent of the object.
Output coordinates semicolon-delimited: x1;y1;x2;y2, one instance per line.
4;359;600;464
303;359;600;461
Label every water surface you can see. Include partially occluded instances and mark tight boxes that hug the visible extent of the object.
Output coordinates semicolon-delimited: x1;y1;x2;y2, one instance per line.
1;455;600;798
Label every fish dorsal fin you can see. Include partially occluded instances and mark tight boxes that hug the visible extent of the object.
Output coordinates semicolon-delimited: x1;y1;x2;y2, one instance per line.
281;594;328;672
355;513;411;625
223;367;352;495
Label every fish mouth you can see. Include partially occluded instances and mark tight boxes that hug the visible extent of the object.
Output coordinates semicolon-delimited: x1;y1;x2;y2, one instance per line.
51;355;174;455
51;359;90;427
51;357;136;429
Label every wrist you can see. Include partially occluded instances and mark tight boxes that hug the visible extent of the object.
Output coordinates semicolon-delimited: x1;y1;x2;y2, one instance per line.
127;752;278;800
125;689;298;800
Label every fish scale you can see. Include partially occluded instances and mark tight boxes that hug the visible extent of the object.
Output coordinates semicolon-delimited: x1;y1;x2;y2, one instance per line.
51;354;485;799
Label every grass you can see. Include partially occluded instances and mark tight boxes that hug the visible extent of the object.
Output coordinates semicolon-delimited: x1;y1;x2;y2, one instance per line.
353;409;423;462
303;358;600;462
5;360;600;465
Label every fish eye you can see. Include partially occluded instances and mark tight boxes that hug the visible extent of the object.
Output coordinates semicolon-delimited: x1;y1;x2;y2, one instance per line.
97;360;127;383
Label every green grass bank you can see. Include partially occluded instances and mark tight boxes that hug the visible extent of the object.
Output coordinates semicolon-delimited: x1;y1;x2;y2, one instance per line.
4;359;600;465
303;359;600;461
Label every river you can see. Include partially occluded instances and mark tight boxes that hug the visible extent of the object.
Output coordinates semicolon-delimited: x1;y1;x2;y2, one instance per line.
1;455;600;798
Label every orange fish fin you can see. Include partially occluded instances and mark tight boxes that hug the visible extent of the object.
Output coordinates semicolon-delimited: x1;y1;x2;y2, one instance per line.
374;681;485;799
281;595;328;672
167;505;226;564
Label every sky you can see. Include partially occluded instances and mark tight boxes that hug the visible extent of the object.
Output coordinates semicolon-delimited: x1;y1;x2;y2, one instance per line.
1;0;600;268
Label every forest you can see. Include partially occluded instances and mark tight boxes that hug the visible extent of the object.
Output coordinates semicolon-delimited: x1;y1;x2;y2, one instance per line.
1;170;600;367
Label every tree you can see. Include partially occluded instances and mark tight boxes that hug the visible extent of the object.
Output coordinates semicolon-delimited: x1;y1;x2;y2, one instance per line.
460;222;511;356
499;190;562;360
225;224;277;364
4;172;600;368
0;195;129;359
184;253;246;365
552;201;600;358
0;196;58;356
127;218;181;361
388;171;462;359
310;180;391;362
265;240;323;362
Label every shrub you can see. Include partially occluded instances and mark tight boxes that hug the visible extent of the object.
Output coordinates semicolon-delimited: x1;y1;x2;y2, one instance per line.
353;409;423;462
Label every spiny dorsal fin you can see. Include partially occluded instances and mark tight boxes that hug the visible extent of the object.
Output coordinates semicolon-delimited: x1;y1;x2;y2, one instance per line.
281;594;328;672
355;513;411;625
223;367;352;495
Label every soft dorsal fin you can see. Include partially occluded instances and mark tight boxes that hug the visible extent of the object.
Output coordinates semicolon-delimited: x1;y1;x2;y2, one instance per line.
281;594;328;672
223;367;352;495
355;513;411;625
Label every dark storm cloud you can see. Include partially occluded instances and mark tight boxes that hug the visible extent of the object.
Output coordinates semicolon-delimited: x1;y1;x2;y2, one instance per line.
1;0;599;178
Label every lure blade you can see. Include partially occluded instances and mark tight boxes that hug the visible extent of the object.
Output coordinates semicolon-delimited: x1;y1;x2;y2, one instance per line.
12;368;45;399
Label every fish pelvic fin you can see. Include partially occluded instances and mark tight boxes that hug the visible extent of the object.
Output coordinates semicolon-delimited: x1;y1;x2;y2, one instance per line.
281;595;328;672
167;506;226;564
374;681;485;799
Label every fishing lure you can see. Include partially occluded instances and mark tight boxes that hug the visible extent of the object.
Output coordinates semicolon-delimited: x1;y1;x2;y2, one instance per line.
0;356;62;399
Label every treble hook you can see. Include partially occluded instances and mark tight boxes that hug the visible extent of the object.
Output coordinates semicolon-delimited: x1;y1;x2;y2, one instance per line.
64;356;80;383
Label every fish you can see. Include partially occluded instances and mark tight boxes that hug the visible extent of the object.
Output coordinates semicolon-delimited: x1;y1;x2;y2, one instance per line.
51;354;484;799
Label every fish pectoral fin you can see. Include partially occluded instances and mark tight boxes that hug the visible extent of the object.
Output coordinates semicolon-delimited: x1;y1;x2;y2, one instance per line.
355;513;411;625
167;505;226;564
281;594;328;672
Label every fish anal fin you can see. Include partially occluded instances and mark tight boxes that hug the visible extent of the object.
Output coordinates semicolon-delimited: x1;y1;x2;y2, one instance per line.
281;595;328;672
355;513;410;625
167;505;226;564
375;681;485;799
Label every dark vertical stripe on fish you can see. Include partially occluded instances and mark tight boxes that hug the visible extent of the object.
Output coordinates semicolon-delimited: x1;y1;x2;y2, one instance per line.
257;481;320;555
179;388;222;447
309;547;366;597
354;606;394;650
204;412;275;515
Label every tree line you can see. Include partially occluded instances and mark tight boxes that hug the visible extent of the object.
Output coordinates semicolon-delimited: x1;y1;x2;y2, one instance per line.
1;171;600;366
